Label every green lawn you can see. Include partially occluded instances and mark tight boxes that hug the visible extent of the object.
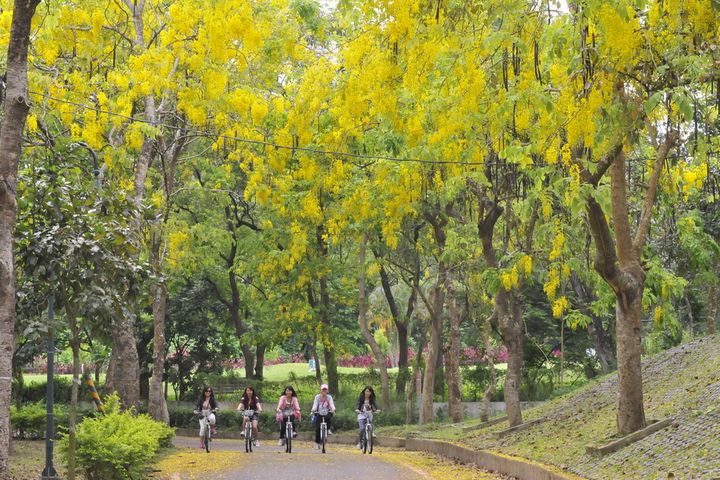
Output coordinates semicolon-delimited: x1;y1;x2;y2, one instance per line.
260;363;396;382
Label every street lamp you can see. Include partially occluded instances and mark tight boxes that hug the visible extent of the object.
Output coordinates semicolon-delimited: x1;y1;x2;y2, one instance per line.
41;291;60;480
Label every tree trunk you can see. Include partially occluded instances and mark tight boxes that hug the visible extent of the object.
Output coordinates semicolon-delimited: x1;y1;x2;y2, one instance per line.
66;303;80;480
254;344;265;380
420;283;444;424
312;335;323;384
105;317;140;409
480;312;497;423
316;226;338;394
614;280;646;434
498;292;524;427
358;236;391;408
377;262;412;395
444;271;463;423
241;345;255;379
585;143;655;435
0;0;41;474
708;284;718;335
148;233;169;423
476;197;524;427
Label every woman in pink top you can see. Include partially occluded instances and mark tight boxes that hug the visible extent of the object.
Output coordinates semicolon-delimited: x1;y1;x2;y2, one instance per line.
275;385;301;446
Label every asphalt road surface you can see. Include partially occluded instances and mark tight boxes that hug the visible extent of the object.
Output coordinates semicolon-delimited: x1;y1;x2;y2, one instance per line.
172;436;429;479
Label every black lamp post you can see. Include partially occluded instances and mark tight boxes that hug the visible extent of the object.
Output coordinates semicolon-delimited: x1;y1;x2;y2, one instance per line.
41;291;60;480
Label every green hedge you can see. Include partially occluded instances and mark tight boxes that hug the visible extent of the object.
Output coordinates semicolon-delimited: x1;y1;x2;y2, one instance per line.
15;377;74;404
11;402;97;439
58;395;174;480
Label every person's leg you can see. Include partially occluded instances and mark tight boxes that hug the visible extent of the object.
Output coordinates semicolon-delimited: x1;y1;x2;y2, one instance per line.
327;412;333;433
199;418;205;447
279;419;285;439
315;416;321;444
252;418;259;438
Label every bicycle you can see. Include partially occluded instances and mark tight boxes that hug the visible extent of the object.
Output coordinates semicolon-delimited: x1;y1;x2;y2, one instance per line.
313;406;330;454
281;407;295;453
193;408;218;453
242;409;255;453
359;407;380;454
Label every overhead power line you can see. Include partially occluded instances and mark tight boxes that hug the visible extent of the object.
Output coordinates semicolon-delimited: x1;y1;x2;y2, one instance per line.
28;91;489;167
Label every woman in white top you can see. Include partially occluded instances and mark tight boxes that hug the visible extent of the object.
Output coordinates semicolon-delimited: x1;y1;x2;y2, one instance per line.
310;384;336;449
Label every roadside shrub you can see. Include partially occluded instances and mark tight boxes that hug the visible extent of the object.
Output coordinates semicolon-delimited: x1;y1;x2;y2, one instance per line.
59;395;174;480
11;403;67;439
11;402;96;439
19;377;74;404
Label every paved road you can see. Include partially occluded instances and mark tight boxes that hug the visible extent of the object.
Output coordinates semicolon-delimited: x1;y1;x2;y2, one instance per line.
172;436;427;479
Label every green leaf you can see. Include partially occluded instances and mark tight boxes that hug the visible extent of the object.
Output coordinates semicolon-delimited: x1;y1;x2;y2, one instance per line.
644;91;664;116
672;91;693;121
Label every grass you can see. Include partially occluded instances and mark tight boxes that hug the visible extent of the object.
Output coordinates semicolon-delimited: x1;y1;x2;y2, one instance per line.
260;363;386;382
413;335;720;480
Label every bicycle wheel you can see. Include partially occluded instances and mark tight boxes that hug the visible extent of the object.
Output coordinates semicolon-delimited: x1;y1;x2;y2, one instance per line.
285;421;292;453
204;425;210;453
321;422;326;454
362;427;368;454
245;422;252;453
367;424;373;454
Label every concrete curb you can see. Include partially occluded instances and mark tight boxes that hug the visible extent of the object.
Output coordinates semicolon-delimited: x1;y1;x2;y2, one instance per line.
405;438;584;480
585;418;674;456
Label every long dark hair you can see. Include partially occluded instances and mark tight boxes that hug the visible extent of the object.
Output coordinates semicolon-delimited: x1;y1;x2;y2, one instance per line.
357;385;376;407
282;385;297;397
198;386;215;405
241;386;258;405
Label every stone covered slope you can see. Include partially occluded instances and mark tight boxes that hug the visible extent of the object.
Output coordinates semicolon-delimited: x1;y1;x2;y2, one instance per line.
461;335;720;480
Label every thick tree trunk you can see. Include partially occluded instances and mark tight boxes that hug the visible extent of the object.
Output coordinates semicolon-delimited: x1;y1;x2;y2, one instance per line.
254;344;265;380
105;317;140;409
358;236;391;408
148;234;169;423
444;272;463;423
614;282;646;434
241;344;255;379
586;143;655;435
476;197;523;427
498;292;524;427
0;1;41;474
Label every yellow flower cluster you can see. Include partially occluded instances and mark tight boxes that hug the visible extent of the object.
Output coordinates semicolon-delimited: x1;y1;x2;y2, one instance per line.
552;296;569;319
500;266;520;292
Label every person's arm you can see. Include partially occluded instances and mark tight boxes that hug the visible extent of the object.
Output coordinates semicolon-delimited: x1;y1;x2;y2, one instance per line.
256;398;262;412
328;395;336;412
276;397;283;412
311;395;319;413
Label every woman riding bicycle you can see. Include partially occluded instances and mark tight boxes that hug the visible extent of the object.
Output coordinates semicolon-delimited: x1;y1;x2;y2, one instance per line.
354;385;378;449
195;386;218;449
275;385;301;446
311;384;336;449
237;386;262;447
